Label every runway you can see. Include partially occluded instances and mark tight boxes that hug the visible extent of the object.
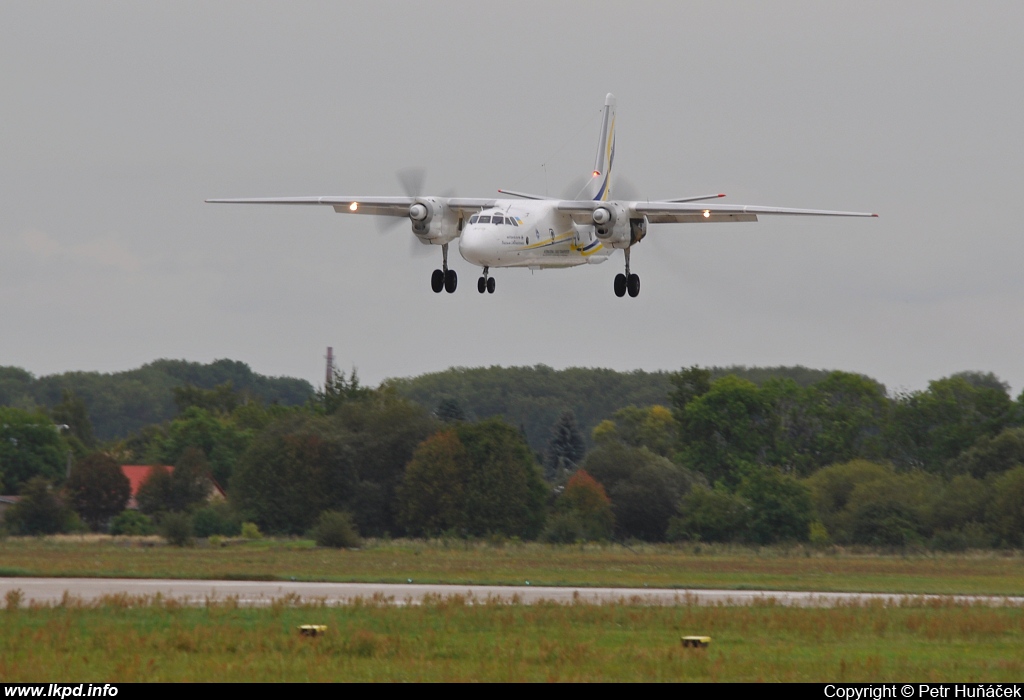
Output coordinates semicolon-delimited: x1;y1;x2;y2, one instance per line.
3;577;1023;607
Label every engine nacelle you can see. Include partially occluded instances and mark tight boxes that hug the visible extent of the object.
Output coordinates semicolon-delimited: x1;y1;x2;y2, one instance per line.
409;197;460;244
592;203;631;248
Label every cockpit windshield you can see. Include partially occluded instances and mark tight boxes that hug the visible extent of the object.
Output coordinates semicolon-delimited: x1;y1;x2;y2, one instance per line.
470;212;519;226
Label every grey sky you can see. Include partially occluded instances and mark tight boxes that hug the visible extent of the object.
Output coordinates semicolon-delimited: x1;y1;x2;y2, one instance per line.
2;1;1022;395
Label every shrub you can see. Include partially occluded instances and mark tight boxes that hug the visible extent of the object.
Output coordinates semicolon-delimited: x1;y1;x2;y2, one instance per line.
161;512;194;547
313;511;361;548
669;485;750;543
240;522;262;540
110;510;156;536
540;512;584;544
192;503;242;538
4;477;74;535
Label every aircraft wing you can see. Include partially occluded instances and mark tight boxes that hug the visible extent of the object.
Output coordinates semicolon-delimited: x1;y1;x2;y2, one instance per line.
633;201;878;224
557;199;877;224
207;196;415;217
206;196;500;218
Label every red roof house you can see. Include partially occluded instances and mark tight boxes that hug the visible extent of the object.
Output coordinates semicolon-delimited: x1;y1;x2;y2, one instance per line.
120;465;226;509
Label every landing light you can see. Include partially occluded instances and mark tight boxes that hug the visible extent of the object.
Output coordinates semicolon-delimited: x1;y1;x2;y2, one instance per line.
349;202;358;211
703;210;710;218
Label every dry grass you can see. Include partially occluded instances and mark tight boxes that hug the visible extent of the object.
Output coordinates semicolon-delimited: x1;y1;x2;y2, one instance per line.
1;594;1022;681
2;537;1023;596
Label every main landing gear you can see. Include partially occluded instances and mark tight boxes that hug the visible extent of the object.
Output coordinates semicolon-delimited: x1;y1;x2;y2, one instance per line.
431;243;458;293
614;247;640;298
477;266;495;294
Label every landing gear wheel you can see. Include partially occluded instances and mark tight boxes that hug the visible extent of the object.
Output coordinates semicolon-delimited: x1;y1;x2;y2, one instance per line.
627;273;640;298
614;273;627;298
444;269;458;293
431;269;445;293
477;277;486;294
486;277;495;294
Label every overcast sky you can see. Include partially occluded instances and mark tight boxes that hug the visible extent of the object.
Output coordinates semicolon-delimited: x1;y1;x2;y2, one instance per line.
2;1;1023;396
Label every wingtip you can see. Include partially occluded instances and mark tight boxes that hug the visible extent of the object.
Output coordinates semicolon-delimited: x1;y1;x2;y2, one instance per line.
718;193;726;198
872;213;879;217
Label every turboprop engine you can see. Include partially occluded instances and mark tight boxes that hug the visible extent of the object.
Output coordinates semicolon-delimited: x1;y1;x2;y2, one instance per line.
592;204;646;249
408;197;460;244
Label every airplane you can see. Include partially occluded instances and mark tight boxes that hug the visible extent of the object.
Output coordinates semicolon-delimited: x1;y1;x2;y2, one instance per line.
208;94;876;298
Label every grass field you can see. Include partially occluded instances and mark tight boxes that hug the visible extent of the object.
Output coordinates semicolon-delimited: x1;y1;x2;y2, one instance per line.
1;536;1024;596
2;594;1023;682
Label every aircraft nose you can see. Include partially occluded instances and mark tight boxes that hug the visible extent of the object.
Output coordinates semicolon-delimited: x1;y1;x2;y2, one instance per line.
458;227;489;265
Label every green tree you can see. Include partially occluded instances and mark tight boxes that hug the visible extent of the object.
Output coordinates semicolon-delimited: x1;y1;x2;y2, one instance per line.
398;430;470;535
554;469;614;541
736;467;813;544
135;447;213;515
50;389;96;452
804;460;895;537
0;407;68;492
435;397;466;423
668;366;712;420
150;406;252;488
583;443;701;541
669;484;750;543
947;427;1024;478
231;413;359;534
545;410;586;481
887;374;1014;471
330;392;440;536
987;467;1024;546
457;419;548;539
65;452;130;530
316;368;373;415
808;372;889;467
172;382;241;415
679;375;774;485
3;477;74;535
815;466;941;546
604;405;678;458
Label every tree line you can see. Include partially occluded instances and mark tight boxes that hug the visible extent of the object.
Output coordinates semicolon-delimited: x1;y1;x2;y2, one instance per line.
3;362;1024;550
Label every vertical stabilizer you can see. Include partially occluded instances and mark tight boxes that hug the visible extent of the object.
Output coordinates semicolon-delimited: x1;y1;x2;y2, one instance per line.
582;93;616;202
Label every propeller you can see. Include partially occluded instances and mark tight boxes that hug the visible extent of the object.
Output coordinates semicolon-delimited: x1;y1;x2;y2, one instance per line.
377;166;445;258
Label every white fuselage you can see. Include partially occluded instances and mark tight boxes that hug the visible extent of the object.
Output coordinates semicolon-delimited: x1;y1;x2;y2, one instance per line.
457;201;610;269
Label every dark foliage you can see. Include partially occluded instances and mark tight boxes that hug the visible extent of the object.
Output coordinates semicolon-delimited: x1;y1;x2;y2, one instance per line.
545;410;586;481
65;452;130;530
109;510;156;536
0;407;68;493
161;511;194;547
4;477;74;535
0;359;313;441
313;510;362;548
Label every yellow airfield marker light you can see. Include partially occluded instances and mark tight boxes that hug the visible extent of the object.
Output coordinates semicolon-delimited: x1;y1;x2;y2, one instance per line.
681;636;711;648
299;625;328;637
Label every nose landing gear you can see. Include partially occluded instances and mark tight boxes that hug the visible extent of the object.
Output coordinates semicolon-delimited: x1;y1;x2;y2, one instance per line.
431;243;458;293
614;248;640;298
477;266;495;294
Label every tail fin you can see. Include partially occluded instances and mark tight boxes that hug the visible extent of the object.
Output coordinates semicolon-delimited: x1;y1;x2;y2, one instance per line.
582;93;616;202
